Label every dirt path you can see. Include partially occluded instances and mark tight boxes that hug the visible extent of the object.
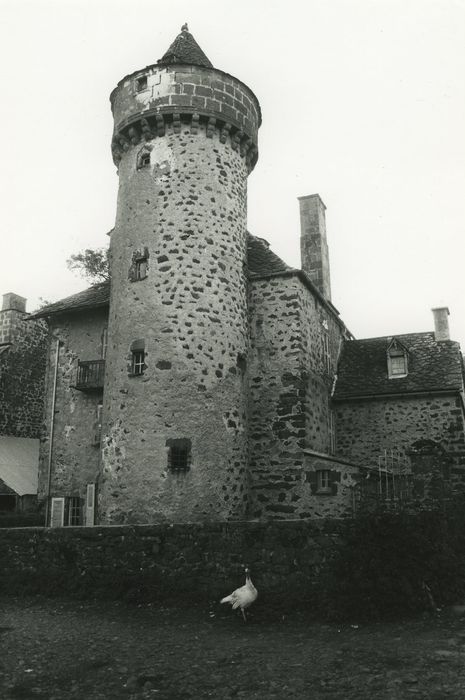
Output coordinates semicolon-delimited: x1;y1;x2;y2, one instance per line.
1;596;465;699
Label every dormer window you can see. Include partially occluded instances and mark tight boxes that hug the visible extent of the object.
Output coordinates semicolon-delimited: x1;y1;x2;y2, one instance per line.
387;339;408;378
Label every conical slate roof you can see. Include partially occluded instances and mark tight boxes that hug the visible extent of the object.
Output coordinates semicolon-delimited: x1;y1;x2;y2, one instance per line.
158;24;213;68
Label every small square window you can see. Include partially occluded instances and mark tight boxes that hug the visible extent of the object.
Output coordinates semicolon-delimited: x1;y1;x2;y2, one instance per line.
136;75;147;92
316;469;332;494
132;350;145;376
139;152;150;168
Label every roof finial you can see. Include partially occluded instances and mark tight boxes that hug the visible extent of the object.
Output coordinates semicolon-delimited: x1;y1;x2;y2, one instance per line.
181;23;189;33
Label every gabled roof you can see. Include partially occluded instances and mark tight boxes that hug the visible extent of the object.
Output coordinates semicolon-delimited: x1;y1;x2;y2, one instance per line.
0;436;39;495
158;25;213;69
333;332;464;400
31;235;291;319
29;282;110;319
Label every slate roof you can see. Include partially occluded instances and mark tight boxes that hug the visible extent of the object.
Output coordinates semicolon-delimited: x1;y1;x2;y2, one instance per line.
247;235;291;276
158;26;213;69
32;235;291;319
333;332;464;400
29;282;110;319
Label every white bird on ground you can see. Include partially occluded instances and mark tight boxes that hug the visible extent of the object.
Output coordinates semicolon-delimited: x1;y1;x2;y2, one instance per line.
220;567;258;622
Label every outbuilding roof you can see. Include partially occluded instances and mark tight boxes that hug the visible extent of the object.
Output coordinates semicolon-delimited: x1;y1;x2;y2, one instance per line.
333;332;464;400
0;436;39;495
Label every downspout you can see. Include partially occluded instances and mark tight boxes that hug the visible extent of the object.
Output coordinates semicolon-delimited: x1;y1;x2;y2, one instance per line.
44;337;60;526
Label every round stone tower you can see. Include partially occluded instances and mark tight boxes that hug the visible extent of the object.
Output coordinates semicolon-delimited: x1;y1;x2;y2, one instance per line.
99;26;261;524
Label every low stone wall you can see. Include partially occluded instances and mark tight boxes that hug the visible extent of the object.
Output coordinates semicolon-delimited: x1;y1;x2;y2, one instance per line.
0;520;345;608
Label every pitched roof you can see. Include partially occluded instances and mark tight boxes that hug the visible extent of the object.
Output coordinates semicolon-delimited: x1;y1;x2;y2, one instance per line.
158;26;213;69
333;332;464;400
247;235;291;276
31;235;291;319
29;282;110;319
0;436;39;495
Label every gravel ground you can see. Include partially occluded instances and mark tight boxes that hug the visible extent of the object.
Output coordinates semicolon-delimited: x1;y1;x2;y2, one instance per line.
1;596;465;699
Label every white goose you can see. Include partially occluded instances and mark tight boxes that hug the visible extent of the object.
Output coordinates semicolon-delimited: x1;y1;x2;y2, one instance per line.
220;567;258;621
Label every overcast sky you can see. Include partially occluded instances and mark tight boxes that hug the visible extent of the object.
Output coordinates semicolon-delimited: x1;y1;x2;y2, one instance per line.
1;0;464;347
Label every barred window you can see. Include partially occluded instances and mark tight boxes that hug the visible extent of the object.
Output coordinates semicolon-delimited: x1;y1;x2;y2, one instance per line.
167;439;192;473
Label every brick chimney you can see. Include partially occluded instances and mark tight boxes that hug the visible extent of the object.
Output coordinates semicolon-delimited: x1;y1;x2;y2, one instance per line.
298;194;331;300
432;307;450;341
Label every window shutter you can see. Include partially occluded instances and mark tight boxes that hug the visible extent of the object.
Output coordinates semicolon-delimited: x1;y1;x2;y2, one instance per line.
85;483;95;526
50;497;65;527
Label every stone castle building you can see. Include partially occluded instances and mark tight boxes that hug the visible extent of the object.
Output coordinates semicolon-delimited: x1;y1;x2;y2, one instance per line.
31;27;465;526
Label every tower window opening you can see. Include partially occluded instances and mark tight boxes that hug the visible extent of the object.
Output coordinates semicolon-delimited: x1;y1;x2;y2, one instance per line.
132;350;145;376
135;75;147;92
139;152;151;168
167;438;192;472
135;257;148;280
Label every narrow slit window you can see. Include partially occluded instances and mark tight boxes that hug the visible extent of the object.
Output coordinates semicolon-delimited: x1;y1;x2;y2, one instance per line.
101;327;108;359
132;350;145;376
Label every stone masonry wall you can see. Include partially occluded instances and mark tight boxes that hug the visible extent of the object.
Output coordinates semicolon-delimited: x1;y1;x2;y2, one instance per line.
0;520;345;605
248;275;348;519
38;309;108;505
0;311;47;438
101;122;250;524
110;64;260;167
334;394;465;466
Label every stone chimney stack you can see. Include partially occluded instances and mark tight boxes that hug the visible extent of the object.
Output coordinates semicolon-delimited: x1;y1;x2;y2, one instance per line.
298;194;331;301
432;307;450;341
2;292;26;312
1;293;27;345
